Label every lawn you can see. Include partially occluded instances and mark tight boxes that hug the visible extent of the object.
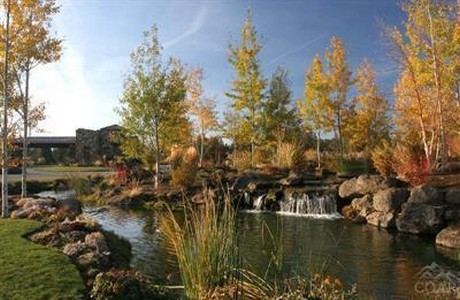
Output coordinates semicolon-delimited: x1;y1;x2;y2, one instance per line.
32;165;113;173
0;219;86;300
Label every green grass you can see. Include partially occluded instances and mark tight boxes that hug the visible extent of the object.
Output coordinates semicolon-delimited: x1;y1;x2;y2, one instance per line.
0;219;86;300
33;165;113;173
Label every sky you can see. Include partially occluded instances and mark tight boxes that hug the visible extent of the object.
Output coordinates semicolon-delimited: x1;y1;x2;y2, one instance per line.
30;0;405;137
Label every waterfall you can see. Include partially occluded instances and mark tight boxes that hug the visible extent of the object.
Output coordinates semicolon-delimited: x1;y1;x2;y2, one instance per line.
279;193;340;218
253;195;265;211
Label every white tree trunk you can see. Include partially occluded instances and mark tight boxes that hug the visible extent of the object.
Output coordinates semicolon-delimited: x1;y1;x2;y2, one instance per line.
2;0;11;218
21;66;30;198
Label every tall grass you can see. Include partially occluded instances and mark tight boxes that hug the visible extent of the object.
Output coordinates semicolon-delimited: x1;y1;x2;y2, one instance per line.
159;189;242;299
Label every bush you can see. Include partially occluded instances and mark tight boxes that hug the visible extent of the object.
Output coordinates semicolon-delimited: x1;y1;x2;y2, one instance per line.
371;140;394;176
68;175;92;196
273;143;296;169
228;150;252;171
392;144;429;186
171;147;199;188
90;269;172;300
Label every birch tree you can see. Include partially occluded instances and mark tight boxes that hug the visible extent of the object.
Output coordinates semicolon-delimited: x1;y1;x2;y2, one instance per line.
388;0;459;171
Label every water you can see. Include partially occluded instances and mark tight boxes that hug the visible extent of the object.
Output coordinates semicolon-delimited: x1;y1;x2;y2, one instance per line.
279;193;340;218
252;192;342;219
83;204;460;299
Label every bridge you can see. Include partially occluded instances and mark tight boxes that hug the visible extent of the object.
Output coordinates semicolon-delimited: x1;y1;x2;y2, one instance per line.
14;136;76;148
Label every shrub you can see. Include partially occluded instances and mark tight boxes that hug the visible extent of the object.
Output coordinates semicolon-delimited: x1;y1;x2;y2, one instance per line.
228;150;252;171
392;144;429;186
171;146;199;188
371;140;394;176
304;148;317;162
90;269;171;300
273;143;296;169
68;175;92;196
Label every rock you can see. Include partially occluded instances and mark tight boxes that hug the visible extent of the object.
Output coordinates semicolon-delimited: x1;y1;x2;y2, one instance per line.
338;175;401;200
435;224;460;249
17;197;55;208
396;202;445;234
366;211;396;228
373;188;410;213
65;230;87;243
63;242;91;258
341;195;373;223
408;184;444;205
279;173;303;186
30;228;63;247
56;198;82;215
444;209;460;223
351;195;374;217
232;172;276;192
341;205;366;224
77;252;98;268
84;232;109;254
59;220;89;233
338;178;358;199
445;187;460;205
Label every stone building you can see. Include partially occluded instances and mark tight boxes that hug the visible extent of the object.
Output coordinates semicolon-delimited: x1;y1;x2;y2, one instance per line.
75;125;122;165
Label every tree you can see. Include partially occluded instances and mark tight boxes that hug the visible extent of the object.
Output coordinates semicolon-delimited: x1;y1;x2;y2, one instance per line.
261;67;297;156
388;0;460;171
349;59;391;168
298;55;332;169
117;26;191;189
186;67;219;167
1;0;11;218
226;9;265;167
9;0;62;197
325;36;353;164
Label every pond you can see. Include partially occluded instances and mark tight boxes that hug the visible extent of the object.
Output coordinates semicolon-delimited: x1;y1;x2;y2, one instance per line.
83;204;460;299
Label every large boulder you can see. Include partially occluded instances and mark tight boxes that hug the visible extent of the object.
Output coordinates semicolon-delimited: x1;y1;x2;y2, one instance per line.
396;202;445;234
366;211;396;228
338;175;405;200
445;187;460;205
407;185;444;205
373;188;410;213
435;224;460;249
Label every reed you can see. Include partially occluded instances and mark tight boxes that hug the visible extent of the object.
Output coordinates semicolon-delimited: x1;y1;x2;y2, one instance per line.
159;189;241;299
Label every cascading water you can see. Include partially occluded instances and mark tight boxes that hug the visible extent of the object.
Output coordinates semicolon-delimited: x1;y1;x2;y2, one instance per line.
250;191;341;218
253;195;265;211
279;193;339;217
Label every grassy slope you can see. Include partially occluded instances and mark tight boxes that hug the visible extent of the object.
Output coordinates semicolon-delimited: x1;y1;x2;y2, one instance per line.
0;219;85;300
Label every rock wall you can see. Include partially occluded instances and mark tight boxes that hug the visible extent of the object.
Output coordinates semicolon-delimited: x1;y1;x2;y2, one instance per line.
339;175;460;249
75;125;121;165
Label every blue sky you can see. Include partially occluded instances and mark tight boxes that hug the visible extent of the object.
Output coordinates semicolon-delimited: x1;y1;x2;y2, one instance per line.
31;0;404;136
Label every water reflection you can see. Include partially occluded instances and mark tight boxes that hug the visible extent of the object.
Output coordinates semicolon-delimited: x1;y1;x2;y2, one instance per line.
84;206;460;299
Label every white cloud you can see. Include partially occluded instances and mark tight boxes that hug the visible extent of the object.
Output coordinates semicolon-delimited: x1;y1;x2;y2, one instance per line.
267;33;329;66
30;44;119;136
164;5;208;49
